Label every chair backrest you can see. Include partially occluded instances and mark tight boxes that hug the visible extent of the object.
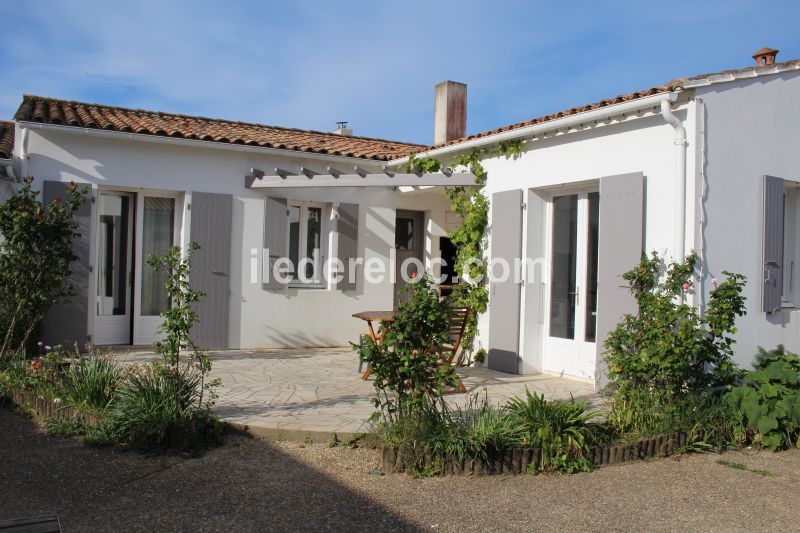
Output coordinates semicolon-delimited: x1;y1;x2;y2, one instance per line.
446;307;471;354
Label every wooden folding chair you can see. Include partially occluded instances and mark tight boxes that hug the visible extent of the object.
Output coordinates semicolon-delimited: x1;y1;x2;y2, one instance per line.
429;307;471;393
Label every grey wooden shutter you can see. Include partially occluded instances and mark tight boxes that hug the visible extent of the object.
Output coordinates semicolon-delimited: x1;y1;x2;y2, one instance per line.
41;181;92;348
487;189;523;374
263;196;288;290
189;192;232;350
521;190;547;373
595;172;644;386
337;202;359;291
763;175;784;313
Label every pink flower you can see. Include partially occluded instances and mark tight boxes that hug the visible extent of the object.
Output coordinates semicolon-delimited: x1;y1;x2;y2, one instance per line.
711;278;718;287
682;283;690;290
37;341;44;347
410;272;417;280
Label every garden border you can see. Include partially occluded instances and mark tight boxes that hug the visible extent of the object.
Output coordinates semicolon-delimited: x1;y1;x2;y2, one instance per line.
381;430;691;475
9;390;100;426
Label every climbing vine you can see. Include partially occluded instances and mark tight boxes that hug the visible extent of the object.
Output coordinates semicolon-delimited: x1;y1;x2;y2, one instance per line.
406;139;524;361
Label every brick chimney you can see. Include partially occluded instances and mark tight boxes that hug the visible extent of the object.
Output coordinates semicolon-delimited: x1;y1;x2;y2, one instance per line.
753;47;779;66
434;81;467;146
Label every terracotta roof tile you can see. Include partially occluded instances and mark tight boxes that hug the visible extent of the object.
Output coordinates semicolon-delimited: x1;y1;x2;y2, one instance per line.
14;96;425;161
0;121;13;159
420;58;800;153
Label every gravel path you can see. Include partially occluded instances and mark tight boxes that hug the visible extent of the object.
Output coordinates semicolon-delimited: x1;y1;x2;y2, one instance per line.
1;407;799;532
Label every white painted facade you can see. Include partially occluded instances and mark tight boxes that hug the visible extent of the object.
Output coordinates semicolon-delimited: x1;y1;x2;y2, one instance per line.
20;125;452;349
8;64;800;387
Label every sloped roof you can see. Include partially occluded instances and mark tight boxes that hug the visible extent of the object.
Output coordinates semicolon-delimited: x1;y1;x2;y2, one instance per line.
0;121;13;159
422;58;800;152
13;96;425;161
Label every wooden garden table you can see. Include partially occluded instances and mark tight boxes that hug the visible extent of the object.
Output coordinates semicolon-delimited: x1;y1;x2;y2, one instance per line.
352;310;396;379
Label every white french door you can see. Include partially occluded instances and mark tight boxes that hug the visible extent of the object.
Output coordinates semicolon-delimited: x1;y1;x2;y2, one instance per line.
543;188;599;380
93;192;134;345
132;193;180;346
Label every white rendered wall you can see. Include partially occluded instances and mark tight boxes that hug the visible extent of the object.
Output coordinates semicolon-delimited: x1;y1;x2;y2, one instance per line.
21;127;452;348
472;112;686;373
695;71;800;366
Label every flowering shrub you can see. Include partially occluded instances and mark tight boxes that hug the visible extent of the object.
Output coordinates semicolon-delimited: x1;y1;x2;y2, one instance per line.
605;251;746;401
0;178;89;358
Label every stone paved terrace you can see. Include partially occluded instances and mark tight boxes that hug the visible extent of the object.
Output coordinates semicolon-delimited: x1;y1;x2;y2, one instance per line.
114;347;599;441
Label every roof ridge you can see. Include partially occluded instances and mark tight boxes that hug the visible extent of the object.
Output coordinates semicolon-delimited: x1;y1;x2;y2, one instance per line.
423;57;800;152
18;94;426;148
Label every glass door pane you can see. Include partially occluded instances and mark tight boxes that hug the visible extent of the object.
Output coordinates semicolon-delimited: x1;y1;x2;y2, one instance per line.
141;197;175;316
585;192;600;342
305;206;322;281
549;194;578;339
97;193;130;316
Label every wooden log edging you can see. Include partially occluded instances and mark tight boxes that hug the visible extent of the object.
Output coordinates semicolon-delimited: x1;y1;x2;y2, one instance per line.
9;390;100;426
381;430;690;475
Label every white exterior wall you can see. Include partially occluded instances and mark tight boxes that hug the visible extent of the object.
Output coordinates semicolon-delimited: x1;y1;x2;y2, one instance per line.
21;127;452;348
474;109;692;374
695;71;800;365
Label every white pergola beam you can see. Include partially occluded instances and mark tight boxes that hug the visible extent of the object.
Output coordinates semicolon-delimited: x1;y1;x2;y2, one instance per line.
246;172;478;189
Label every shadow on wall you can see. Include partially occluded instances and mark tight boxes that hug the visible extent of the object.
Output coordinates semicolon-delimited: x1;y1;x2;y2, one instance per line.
259;323;345;349
0;408;414;530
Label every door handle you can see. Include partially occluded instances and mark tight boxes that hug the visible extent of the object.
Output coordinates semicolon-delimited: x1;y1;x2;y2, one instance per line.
211;271;227;276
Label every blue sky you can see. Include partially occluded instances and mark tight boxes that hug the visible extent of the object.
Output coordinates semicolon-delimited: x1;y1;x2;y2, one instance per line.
2;0;799;145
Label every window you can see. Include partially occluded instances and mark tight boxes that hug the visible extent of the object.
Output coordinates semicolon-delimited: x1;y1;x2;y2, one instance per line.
782;185;800;306
288;201;326;287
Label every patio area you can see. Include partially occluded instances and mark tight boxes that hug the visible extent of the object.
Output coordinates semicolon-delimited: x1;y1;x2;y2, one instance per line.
116;347;599;441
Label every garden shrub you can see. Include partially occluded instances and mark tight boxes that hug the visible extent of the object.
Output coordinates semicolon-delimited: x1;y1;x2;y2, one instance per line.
60;355;122;414
724;346;800;450
605;251;746;401
354;276;457;422
104;243;221;452
505;389;602;473
0;179;89;358
104;363;221;452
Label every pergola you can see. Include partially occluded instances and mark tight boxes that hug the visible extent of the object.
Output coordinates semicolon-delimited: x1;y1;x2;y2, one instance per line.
244;165;478;189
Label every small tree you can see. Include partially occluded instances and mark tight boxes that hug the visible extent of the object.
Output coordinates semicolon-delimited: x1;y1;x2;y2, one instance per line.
146;243;216;407
0;178;89;358
605;251;747;402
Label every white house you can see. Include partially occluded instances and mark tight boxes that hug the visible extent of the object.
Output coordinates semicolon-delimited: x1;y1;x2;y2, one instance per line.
3;47;799;389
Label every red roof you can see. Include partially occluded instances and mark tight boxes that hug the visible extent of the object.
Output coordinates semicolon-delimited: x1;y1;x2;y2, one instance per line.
13;96;425;161
0;121;13;159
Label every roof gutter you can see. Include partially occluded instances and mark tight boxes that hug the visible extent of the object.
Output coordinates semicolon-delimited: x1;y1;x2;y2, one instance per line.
16;121;396;167
390;92;679;166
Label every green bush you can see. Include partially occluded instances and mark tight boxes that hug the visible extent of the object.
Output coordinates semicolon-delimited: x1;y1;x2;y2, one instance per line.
605;252;746;402
505;389;601;473
104;363;221;452
608;388;744;448
354;276;458;422
60;356;121;413
377;394;516;474
0;179;89;357
724;346;800;450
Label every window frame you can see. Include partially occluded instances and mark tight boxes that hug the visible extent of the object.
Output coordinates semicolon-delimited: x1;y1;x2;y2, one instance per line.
287;200;328;289
782;184;800;307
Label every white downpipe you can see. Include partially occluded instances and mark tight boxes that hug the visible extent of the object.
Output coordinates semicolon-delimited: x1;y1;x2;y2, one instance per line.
19;126;30;178
390;92;678;166
660;99;688;261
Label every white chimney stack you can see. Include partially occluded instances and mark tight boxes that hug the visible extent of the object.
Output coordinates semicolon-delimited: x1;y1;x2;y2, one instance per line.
433;81;467;146
333;121;353;136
